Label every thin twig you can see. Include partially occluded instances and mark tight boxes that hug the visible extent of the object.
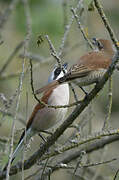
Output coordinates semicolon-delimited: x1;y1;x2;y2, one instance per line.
103;77;112;129
24;169;40;180
71;8;94;50
21;0;32;178
45;134;119;176
45;35;63;71
19;52;52;63
1;0;119;178
29;59;47;107
0;41;24;75
0;52;118;179
62;0;68;30
41;158;49;180
49;157;117;170
0;0;19;29
1;130;119;178
73;151;86;174
93;0;119;51
40;129;119;160
0;108;25;125
58;0;84;57
29;50;82;109
5;57;25;180
0;137;9;144
113;169;119;180
61;0;79;103
0;71;27;81
92;146;107;180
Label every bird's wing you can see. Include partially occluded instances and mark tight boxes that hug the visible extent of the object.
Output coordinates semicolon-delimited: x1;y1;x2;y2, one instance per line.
79;51;112;69
68;64;92;79
66;51;112;81
35;80;59;94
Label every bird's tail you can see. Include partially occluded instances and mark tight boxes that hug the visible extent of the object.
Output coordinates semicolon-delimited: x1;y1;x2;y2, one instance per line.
3;127;35;170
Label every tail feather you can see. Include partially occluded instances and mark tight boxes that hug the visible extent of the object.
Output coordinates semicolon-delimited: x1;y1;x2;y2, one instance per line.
3;127;35;170
35;80;60;94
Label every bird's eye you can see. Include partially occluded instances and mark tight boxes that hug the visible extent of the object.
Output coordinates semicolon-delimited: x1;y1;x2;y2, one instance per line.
97;41;103;50
53;67;61;80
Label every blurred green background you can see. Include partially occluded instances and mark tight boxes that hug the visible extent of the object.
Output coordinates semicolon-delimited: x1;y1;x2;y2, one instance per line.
0;0;119;179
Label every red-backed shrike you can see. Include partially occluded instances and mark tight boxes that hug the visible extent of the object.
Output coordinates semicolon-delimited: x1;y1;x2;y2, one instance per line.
5;63;69;167
35;38;117;94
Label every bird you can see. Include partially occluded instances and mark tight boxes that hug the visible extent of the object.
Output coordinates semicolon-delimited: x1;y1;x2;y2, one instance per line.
4;63;69;168
35;38;117;95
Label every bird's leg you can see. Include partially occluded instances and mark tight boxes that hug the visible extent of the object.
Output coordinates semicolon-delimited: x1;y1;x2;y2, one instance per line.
38;133;51;153
38;133;47;143
40;130;53;135
79;86;88;96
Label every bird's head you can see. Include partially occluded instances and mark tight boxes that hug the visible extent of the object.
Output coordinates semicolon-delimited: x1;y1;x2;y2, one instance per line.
92;38;115;57
48;63;68;82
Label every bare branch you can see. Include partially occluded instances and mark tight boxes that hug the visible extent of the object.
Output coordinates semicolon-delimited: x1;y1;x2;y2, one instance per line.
71;8;94;50
47;134;119;175
113;169;119;180
6;58;25;180
45;35;63;70
0;0;19;30
19;52;52;63
93;0;119;50
103;77;112;129
58;0;84;57
0;41;24;76
0;108;25;125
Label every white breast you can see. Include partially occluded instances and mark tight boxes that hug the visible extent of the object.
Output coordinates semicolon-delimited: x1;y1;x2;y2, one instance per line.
32;83;69;131
48;83;69;127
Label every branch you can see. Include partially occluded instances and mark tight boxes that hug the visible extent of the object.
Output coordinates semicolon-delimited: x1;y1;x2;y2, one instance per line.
5;57;25;180
19;52;52;63
40;129;119;161
0;0;19;30
71;8;94;50
0;51;119;178
0;41;24;76
0;108;25;125
103;77;112;129
1;0;119;178
93;0;119;51
58;0;84;57
49;134;119;174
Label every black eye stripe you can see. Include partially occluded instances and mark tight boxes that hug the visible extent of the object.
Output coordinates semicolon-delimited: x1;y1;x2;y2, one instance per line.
53;67;61;80
98;41;103;49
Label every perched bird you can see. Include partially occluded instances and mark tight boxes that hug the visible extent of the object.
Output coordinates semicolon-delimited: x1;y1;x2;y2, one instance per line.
4;63;69;167
35;38;117;94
